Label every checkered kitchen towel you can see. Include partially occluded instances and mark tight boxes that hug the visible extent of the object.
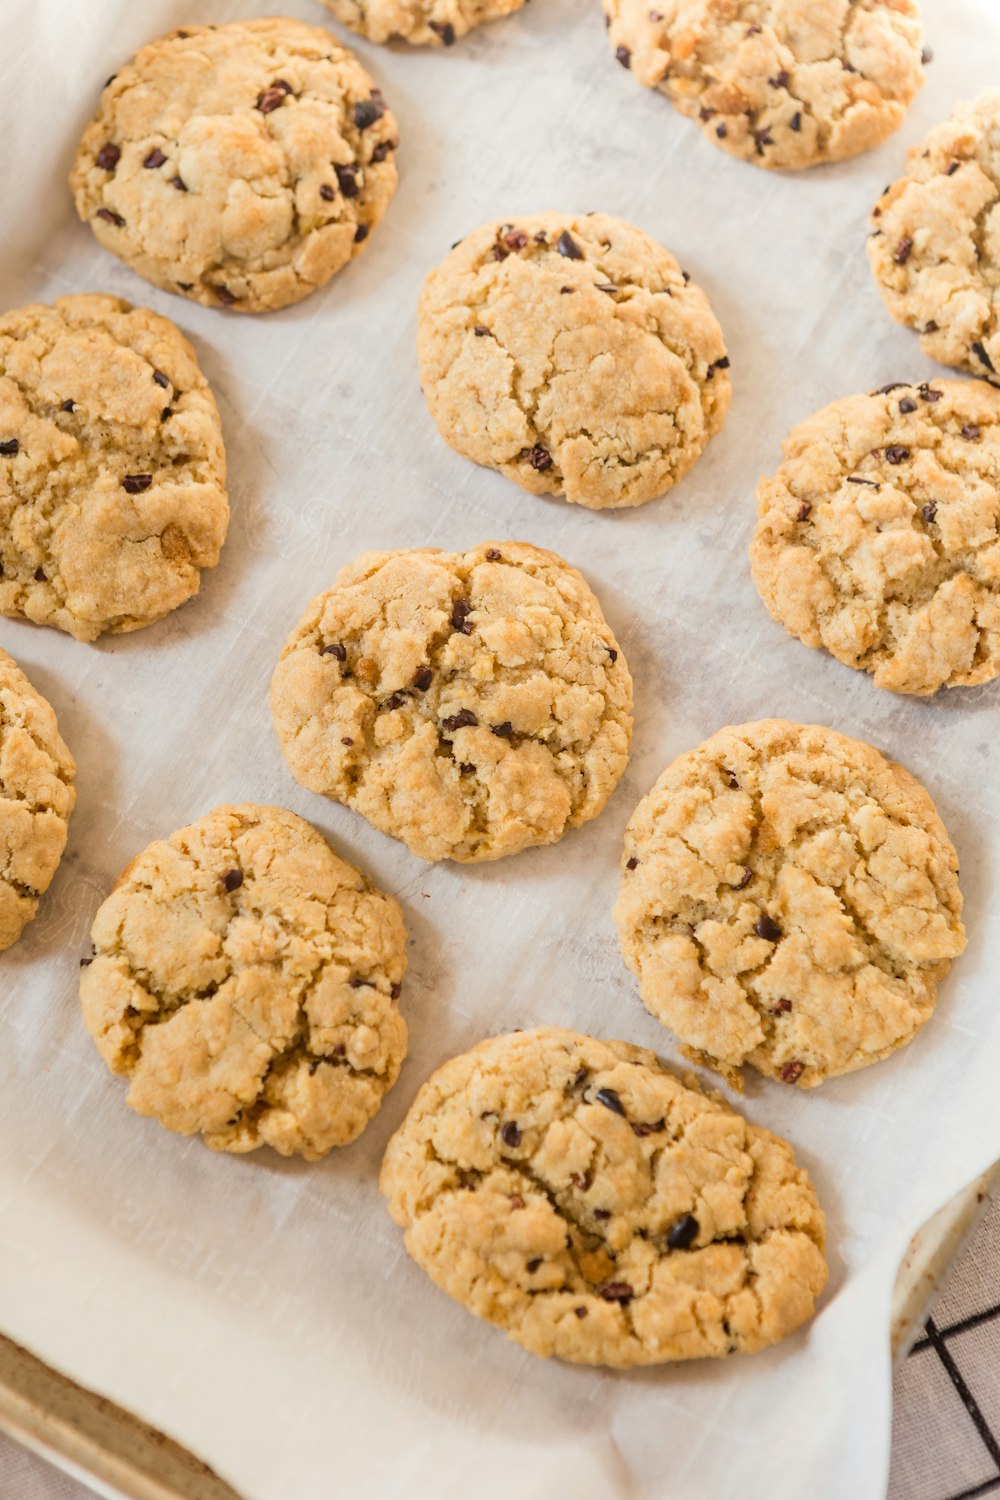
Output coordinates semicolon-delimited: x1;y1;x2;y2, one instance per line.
3;1192;1000;1500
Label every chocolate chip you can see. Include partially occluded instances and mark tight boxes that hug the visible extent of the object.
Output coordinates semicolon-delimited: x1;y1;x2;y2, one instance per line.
632;1118;666;1137
557;230;583;260
169;175;187;192
753;128;773;155
699;106;716;121
773;998;793;1015
899;397;917;414
0;440;19;456
667;1214;699;1250
320;184;335;201
527;444;553;472
893;236;913;265
177;282;193;291
875;383;906;394
459;762;475;775
491;721;513;738
885;446;910;464
921;45;933;64
354;224;369;244
606;646;618;663
349;977;375;989
152;369;170;389
716;123;728;138
780;1059;805;1084
341;736;354;746
972;341;995;374
430;20;456;43
526;1258;542;1273
257;85;289;114
510;1194;525;1209
596;283;618;294
947;161;960;176
79;956;93;967
500;1121;521;1147
371;142;392;163
755;914;782;942
574;1306;588;1319
121;474;152;493
34;567;46;582
490;244;509;262
96;143;120;170
451;598;473;633
615;45;631;68
96;208;125;226
593;1209;611;1221
321;642;347;660
600;1282;633;1304
922;502;938;524
161;407;172;422
143;148;167;169
390;985;402;1004
961;424;982;441
919;385;943;402
709;355;731;373
769;69;790;88
594;1087;626;1117
571;1068;589;1089
734;866;752;890
216;287;239;305
412;666;432;691
847;477;878;489
796;502;812;521
485;548;501;560
724;770;739;789
381;691;408;712
60;400;75;413
501;228;528;251
354;98;385;130
625;856;638;871
220;868;243;892
747;22;762;34
336;164;360;198
790;111;802;132
441;708;478;732
473;325;490;337
924;321;939;334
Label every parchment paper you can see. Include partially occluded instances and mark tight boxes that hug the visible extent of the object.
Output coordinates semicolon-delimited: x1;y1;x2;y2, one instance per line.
1;1;998;1496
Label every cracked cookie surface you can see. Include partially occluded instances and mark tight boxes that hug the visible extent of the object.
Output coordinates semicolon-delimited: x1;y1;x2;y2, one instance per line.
0;650;76;952
868;90;1000;379
380;1027;827;1365
270;542;633;862
0;294;228;641
602;0;925;171
614;721;965;1089
317;0;526;46
416;213;730;509
70;18;399;314
80;804;407;1159
751;380;1000;696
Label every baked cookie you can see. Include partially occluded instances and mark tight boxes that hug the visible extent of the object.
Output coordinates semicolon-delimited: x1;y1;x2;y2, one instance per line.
615;721;965;1089
317;0;526;46
0;294;228;641
751;380;1000;696
602;0;926;171
868;91;1000;379
80;805;407;1158
380;1027;827;1365
270;543;633;862
416;213;730;509
70;19;399;314
0;650;76;951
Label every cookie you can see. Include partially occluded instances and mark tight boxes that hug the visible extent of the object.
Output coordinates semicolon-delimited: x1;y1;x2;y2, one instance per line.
80;805;407;1159
615;721;966;1089
0;650;76;952
69;19;399;314
317;0;526;46
380;1027;827;1365
603;0;926;171
751;380;1000;696
270;543;633;862
416;213;730;509
868;91;1000;379
0;294;228;641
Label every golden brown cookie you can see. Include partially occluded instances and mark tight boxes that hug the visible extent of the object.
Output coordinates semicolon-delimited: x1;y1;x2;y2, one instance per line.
70;19;399;313
868;90;1000;379
416;213;731;509
0;649;76;951
270;542;633;862
80;805;407;1159
602;0;926;171
751;379;1000;696
615;721;966;1089
381;1028;828;1365
0;294;228;641
317;0;525;46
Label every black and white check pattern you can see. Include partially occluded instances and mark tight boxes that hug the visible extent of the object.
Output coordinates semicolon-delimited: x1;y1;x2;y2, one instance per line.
891;1193;1000;1500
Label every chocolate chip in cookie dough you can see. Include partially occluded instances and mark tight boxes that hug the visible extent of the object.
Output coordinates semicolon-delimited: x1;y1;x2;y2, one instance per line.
96;208;125;226
319;184;335;201
753;128;774;156
769;70;791;89
473;325;490;337
557;230;583;260
893;236;914;265
574;1306;588;1319
381;691;408;712
790;112;803;132
34;567;46;582
972;341;996;374
491;721;514;738
527;444;553;472
918;384;943;403
780;1059;805;1084
485;548;502;560
899;397;917;414
772;998;793;1015
615;45;632;68
755;913;782;942
354;225;369;244
733;866;752;889
215;287;239;306
429;20;456;44
594;1086;626;1116
962;424;982;441
847;477;879;488
143;148;167;169
441;708;478;732
885;446;910;464
60;400;76;412
121;473;152;493
335;164;360;198
220;868;243;892
600;1282;634;1304
321;642;347;660
625;856;639;870
666;1214;699;1250
0;440;19;456
152;369;170;388
500;1121;522;1147
451;599;474;634
632;1117;666;1137
459;762;475;775
353;98;386;130
412;666;433;691
257;81;291;114
716;123;728;138
169;176;187;192
922;502;938;523
95;143;120;170
796;502;812;521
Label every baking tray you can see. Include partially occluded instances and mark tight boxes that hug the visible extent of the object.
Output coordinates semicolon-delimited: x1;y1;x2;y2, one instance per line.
3;1162;997;1500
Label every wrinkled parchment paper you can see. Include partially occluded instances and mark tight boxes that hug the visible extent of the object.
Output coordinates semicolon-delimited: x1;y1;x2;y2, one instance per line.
1;1;998;1496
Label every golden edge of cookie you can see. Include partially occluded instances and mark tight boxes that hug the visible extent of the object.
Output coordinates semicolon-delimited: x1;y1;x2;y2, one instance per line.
380;1027;828;1366
317;0;527;47
613;720;966;1090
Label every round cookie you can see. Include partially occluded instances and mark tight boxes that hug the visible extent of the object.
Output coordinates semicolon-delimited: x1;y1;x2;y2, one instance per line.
602;0;926;172
69;19;399;314
80;805;407;1159
416;213;730;509
270;542;633;862
317;0;526;46
0;294;228;641
380;1027;828;1366
615;721;966;1090
868;91;1000;379
0;650;76;952
751;380;1000;696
